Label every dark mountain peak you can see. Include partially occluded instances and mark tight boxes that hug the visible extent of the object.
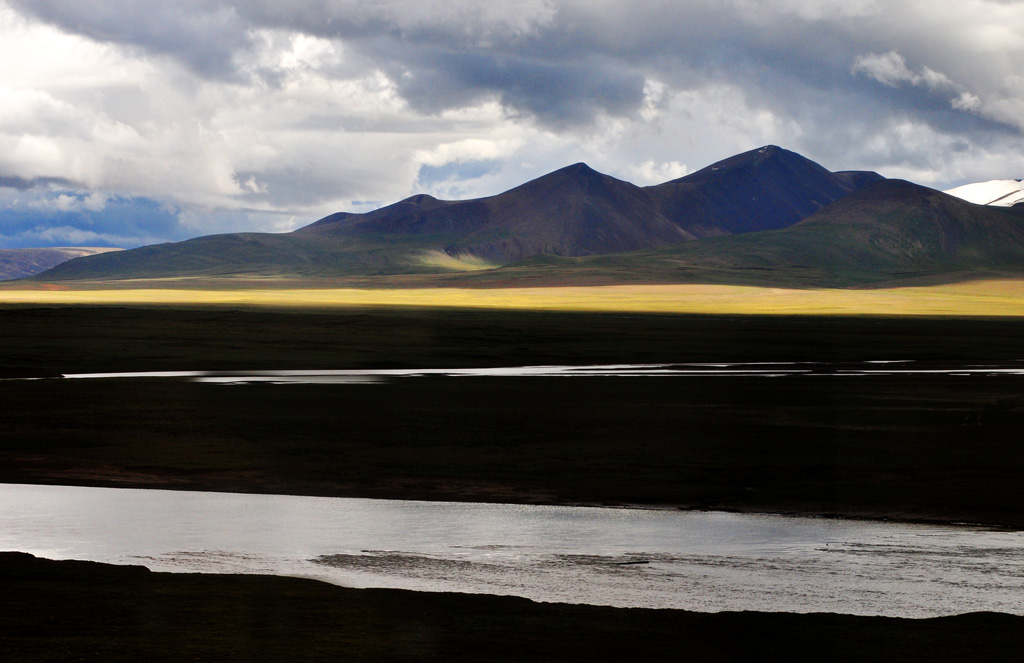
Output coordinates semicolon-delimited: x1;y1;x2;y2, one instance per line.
512;161;608;190
399;193;440;206
494;162;632;206
743;144;785;164
303;193;445;232
645;145;873;236
675;145;828;185
380;193;445;212
555;162;601;177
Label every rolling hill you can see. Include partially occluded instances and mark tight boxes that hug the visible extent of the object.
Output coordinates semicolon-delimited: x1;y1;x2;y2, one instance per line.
299;162;694;263
644;145;883;236
34;146;881;282
27;146;1024;288
483;180;1024;288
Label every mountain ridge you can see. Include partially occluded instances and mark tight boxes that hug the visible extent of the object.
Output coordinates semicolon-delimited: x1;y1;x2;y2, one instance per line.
35;145;883;282
476;179;1024;288
299;161;695;262
30;146;1024;287
643;145;883;236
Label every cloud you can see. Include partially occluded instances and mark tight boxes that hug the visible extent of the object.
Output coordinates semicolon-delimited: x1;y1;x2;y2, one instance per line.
0;190;184;247
851;50;973;112
29;191;109;213
852;51;927;88
0;174;75;190
380;47;647;127
625;160;690;186
2;0;1024;248
847;49;999;122
850;47;1024;137
6;0;250;78
952;91;982;112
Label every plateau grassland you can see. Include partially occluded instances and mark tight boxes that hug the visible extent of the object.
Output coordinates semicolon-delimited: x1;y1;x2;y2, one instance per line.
3;278;1024;316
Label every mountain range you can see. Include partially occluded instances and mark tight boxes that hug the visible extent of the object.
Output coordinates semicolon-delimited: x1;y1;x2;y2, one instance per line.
29;146;1024;287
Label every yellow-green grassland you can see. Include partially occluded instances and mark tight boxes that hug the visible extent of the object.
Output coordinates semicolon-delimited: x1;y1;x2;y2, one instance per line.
3;278;1024;316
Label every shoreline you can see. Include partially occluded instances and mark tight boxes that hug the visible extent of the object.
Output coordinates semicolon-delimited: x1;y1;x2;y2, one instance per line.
4;552;1023;662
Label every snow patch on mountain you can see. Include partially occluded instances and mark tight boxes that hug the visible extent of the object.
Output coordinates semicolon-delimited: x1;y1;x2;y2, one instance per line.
944;180;1024;207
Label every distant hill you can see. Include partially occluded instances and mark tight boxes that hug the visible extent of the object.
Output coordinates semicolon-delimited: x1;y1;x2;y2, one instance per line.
794;179;1024;263
299;162;694;263
35;146;880;282
37;150;1024;288
0;247;121;281
644;145;883;237
484;180;1024;287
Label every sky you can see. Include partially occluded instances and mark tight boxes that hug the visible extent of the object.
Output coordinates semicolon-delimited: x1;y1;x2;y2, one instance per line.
2;0;1024;248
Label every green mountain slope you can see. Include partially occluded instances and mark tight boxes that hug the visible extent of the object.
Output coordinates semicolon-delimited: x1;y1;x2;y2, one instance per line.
478;180;1024;288
35;147;879;282
37;231;487;280
31;152;1024;288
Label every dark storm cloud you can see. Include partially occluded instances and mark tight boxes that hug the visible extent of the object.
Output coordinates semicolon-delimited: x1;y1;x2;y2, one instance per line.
10;0;1019;138
11;0;643;126
376;44;645;126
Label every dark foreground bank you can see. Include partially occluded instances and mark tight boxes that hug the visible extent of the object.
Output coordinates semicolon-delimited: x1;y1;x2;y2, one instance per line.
3;553;1021;663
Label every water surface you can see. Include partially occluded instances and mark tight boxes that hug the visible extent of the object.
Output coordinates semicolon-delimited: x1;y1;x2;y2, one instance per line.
2;483;1022;617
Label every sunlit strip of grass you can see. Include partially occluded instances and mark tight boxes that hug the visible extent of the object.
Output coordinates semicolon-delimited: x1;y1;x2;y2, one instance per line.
1;280;1024;316
415;250;500;271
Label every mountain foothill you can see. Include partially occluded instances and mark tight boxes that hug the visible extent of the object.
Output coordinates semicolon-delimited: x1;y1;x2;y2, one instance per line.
30;146;1024;288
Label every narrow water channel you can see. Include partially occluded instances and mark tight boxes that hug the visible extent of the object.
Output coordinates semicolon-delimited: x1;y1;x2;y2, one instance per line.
2;483;1022;617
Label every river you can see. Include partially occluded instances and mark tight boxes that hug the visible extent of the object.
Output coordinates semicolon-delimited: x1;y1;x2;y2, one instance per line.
44;360;1024;383
2;483;1022;617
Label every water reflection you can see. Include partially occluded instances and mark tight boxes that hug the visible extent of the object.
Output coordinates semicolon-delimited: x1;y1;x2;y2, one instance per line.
1;483;1022;617
34;359;1024;384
